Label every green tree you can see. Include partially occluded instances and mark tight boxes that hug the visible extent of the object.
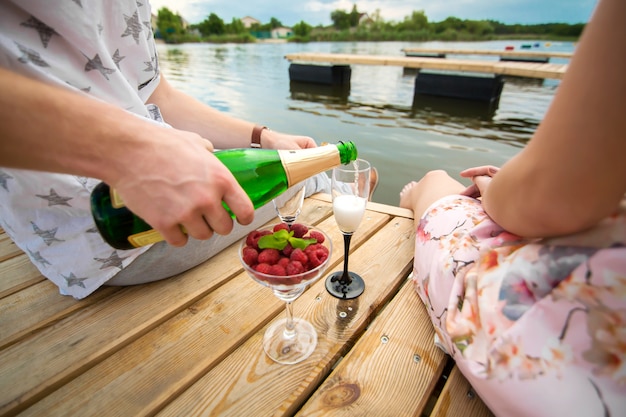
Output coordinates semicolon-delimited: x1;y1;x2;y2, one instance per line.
292;20;312;37
198;13;225;36
330;10;351;30
156;7;185;42
226;17;245;34
269;17;283;29
349;4;360;27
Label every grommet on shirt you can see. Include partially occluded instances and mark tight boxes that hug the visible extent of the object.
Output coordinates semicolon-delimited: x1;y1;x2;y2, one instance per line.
251;125;267;148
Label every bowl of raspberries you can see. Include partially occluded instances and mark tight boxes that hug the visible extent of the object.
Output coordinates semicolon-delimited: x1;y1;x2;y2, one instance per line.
239;223;333;290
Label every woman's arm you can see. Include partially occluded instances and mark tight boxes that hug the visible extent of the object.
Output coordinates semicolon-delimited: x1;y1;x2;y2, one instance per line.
482;0;626;238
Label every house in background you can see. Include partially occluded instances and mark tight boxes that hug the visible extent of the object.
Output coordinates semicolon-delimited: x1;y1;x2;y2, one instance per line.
240;16;261;28
271;26;292;39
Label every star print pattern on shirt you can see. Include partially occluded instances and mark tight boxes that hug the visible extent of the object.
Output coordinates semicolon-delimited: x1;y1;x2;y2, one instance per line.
83;53;116;80
27;248;52;267
30;221;65;246
36;188;73;207
122;11;143;44
63;272;88;288
0;170;13;191
20;16;58;48
0;1;159;299
16;42;49;67
95;251;130;270
112;49;126;69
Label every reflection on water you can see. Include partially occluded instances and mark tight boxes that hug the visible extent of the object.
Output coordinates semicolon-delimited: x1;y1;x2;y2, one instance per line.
289;81;350;104
157;40;572;205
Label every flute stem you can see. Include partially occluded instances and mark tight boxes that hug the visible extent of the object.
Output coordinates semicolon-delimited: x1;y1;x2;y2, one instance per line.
340;233;352;285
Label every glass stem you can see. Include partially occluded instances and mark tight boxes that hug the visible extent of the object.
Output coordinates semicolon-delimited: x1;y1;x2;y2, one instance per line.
284;301;296;338
341;233;353;285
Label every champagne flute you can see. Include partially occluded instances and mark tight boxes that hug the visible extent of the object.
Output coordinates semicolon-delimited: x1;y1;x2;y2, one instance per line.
325;159;370;299
272;182;306;226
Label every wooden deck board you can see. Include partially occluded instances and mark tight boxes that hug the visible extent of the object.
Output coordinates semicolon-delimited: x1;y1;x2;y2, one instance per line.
285;52;568;80
297;280;445;416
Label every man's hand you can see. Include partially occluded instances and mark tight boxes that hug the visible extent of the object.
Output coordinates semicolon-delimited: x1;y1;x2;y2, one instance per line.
110;125;254;247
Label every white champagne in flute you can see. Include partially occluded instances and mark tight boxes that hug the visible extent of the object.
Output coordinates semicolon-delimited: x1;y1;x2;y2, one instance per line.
333;195;366;233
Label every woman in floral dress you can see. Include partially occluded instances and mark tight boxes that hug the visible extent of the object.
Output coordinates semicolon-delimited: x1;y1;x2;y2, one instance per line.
399;0;626;416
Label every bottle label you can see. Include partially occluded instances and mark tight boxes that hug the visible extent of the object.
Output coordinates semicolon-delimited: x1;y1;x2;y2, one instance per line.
278;145;341;186
110;188;126;209
127;229;164;247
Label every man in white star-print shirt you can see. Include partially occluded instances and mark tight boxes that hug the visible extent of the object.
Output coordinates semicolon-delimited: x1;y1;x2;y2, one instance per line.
0;1;332;298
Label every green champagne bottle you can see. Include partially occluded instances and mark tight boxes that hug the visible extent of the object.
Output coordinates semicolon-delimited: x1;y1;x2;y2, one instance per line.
90;141;358;250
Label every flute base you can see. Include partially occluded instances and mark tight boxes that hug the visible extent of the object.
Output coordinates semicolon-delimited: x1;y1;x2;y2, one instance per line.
325;271;365;299
263;317;317;365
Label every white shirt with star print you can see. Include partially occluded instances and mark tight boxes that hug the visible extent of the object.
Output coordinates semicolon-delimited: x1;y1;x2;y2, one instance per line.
0;0;163;298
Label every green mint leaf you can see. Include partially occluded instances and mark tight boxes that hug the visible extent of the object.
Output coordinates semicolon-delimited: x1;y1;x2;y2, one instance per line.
289;237;317;250
258;229;292;250
257;229;317;251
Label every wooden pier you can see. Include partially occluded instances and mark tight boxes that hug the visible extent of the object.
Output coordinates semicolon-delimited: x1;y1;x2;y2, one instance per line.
401;47;573;60
284;52;568;80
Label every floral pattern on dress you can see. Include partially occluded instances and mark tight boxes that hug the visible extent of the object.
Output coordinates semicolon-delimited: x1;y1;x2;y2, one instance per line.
413;195;626;417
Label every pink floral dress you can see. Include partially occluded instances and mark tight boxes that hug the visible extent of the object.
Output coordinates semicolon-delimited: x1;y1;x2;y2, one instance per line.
413;195;626;417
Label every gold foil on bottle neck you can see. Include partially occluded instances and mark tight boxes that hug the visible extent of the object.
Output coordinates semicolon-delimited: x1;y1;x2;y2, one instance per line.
278;145;341;186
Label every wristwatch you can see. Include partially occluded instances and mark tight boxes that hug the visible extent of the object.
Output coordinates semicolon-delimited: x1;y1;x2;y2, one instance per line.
251;125;267;148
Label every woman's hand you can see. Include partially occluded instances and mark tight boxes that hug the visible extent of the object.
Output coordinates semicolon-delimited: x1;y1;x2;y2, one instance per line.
459;165;499;199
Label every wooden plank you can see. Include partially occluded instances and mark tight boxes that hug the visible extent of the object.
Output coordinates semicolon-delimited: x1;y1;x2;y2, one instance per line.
297;281;446;416
14;209;392;416
0;281;120;350
0;254;45;299
430;366;495;417
402;47;573;59
284;52;568;80
155;216;415;416
0;233;22;262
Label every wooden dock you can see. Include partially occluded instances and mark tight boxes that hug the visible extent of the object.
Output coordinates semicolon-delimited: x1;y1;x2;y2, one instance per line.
285;52;568;80
0;194;495;417
401;47;573;60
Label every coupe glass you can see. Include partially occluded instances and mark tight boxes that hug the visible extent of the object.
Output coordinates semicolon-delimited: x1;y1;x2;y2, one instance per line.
239;224;332;364
325;159;370;299
272;183;306;227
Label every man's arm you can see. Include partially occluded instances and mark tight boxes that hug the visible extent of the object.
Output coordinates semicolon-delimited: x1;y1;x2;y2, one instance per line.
0;67;254;245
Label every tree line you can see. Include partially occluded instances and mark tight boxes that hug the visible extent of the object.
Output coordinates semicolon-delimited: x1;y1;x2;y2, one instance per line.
155;5;585;44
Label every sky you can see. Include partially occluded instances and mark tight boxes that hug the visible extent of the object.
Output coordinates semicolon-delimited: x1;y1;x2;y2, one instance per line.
147;0;598;27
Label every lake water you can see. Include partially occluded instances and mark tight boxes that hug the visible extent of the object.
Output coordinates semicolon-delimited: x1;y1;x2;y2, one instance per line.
156;40;575;206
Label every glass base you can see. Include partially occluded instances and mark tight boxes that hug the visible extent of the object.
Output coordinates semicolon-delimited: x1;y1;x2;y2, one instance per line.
325;271;365;299
263;317;318;364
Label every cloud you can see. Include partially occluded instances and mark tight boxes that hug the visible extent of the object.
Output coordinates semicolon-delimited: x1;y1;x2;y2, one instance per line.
148;0;596;26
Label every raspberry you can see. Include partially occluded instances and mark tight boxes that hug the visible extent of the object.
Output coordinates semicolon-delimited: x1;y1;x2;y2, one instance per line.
242;246;259;266
254;263;272;274
305;243;329;268
282;244;294;257
245;230;262;249
273;223;289;233
308;230;325;243
278;257;290;268
269;264;287;276
290;248;308;265
290;223;308;238
286;260;305;275
258;248;281;265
